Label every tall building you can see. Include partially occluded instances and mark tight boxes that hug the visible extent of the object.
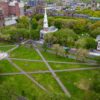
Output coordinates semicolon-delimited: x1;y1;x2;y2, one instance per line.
40;8;58;40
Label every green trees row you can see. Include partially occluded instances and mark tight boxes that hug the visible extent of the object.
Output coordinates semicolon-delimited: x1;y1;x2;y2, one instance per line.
0;15;99;49
44;28;97;49
0;16;41;42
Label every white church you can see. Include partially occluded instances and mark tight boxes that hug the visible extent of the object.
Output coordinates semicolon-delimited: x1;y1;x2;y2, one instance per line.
40;8;58;39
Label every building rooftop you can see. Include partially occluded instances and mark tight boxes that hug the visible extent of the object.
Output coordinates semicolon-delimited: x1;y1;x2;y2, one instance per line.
96;35;100;41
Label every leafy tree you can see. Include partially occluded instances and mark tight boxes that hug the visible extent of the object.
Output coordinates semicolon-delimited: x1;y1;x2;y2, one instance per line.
44;28;78;47
54;28;78;46
34;14;43;21
75;37;97;49
73;19;88;34
17;16;29;28
89;21;100;30
52;44;65;56
31;28;40;40
31;18;38;29
54;19;62;29
44;33;57;46
90;27;100;38
42;42;48;52
75;48;88;62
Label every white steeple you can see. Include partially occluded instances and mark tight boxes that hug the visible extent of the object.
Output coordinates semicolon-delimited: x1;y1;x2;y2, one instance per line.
43;8;48;30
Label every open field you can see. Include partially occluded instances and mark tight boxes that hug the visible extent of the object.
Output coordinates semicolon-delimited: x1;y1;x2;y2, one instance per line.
0;43;100;100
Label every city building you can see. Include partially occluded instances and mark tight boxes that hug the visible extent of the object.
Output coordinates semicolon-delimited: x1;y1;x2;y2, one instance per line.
0;0;24;26
96;35;100;51
27;0;44;7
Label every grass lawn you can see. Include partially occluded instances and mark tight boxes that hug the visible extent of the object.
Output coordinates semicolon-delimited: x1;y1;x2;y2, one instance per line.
49;63;97;70
0;46;15;52
0;60;19;73
0;75;47;100
10;46;41;60
32;73;62;94
0;44;100;100
41;51;76;62
12;60;48;71
0;42;13;46
56;70;100;99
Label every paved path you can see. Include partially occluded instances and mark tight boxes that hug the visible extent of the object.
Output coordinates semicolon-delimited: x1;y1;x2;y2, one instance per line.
0;66;100;76
9;58;43;62
7;58;47;92
8;58;98;66
21;39;31;45
7;45;19;53
33;44;71;98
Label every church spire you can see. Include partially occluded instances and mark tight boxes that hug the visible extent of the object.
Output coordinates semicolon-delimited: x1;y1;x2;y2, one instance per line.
43;8;48;30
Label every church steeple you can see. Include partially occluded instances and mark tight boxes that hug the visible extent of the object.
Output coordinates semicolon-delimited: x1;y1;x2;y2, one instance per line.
43;8;48;30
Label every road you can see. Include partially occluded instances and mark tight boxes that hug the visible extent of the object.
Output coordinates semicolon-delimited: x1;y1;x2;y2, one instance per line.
7;58;47;92
33;44;71;98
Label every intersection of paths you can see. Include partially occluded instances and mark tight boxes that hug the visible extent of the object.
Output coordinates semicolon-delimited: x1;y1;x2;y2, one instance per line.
7;58;47;92
1;42;99;98
33;44;71;98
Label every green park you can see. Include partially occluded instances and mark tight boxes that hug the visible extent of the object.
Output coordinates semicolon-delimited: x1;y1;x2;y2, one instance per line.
0;5;100;100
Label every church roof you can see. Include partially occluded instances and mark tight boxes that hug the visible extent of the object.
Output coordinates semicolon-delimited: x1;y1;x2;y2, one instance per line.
96;35;100;41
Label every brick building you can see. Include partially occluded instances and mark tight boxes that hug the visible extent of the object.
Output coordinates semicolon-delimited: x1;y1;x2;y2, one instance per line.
0;0;24;26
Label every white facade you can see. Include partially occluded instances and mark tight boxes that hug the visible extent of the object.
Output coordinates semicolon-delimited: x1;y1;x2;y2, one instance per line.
97;41;100;51
43;8;48;29
40;8;58;39
96;35;100;51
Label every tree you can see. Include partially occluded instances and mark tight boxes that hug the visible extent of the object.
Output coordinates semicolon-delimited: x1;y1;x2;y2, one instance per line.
90;27;100;38
44;33;57;46
42;42;48;52
52;44;65;56
75;37;97;49
44;28;78;47
53;28;78;46
89;21;100;30
17;16;29;28
54;19;62;29
73;19;88;34
34;14;43;21
31;18;38;29
75;48;88;62
31;28;40;40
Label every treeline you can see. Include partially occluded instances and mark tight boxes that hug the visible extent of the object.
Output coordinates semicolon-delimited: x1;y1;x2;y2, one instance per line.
0;15;100;50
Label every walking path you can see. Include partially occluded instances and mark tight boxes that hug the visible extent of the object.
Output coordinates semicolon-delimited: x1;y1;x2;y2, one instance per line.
7;58;47;92
0;66;100;76
33;43;71;98
7;45;19;53
8;58;98;66
1;40;99;97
